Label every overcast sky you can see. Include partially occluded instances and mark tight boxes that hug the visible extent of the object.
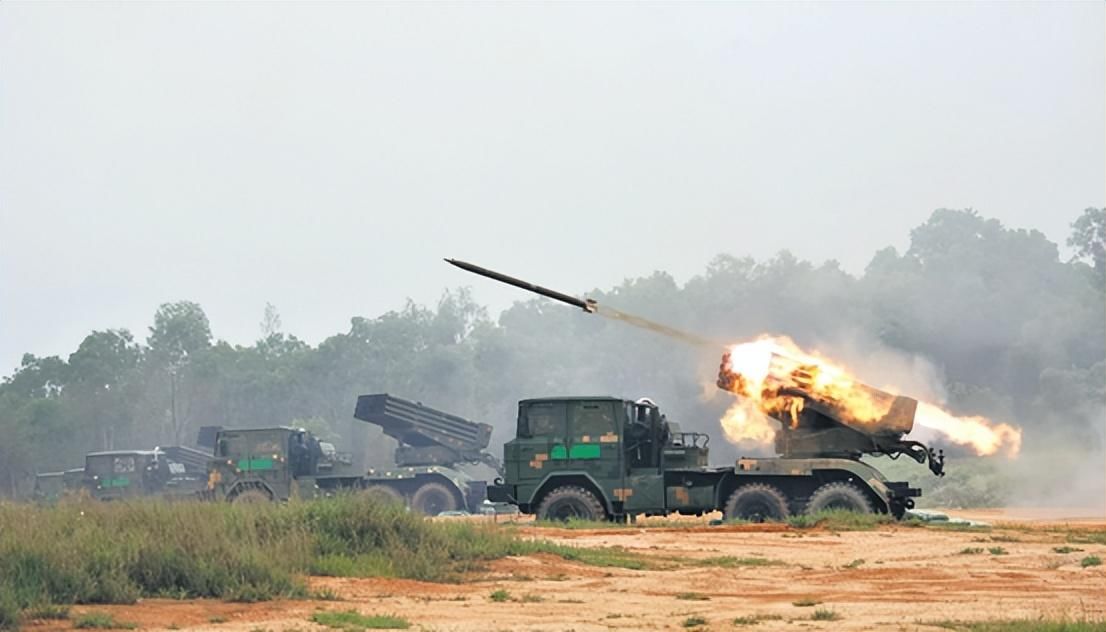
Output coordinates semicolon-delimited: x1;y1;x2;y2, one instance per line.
1;2;1103;376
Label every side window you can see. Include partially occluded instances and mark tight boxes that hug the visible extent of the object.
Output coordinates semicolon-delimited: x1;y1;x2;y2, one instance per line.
571;401;616;437
522;402;567;437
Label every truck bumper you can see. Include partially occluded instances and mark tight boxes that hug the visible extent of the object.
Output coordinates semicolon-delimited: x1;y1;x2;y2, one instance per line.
487;483;515;504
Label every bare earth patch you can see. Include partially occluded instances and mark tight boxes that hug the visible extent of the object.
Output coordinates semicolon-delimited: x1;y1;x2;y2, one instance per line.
24;511;1105;632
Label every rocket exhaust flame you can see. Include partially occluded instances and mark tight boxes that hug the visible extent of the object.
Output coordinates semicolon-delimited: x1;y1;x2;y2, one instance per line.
717;336;1022;457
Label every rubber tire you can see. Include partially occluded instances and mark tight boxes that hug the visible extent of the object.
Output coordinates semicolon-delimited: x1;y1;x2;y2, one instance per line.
723;483;790;522
410;482;460;516
805;481;875;514
535;485;606;522
230;488;271;504
362;484;406;507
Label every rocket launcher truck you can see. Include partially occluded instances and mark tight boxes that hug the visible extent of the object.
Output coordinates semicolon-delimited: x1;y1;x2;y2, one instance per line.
205;393;499;514
447;259;944;521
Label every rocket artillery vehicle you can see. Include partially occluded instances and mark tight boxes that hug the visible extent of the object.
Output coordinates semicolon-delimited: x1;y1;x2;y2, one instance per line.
83;448;209;501
449;259;945;520
205;394;498;514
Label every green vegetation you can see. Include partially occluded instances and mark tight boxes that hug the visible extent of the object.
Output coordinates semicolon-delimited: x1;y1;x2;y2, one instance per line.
695;556;784;568
208;616;227;624
1066;531;1106;546
72;612;137;630
786;510;891;531
843;558;864;569
923;620;1106;631
811;608;841;621
1080;555;1101;568
792;598;822;607
989;547;1008;556
1052;547;1083;554
959;547;985;555
733;614;784;625
675;592;710;601
682;616;707;628
310;610;410;630
488;590;511;603
0;496;649;628
311;588;343;601
20;604;68;620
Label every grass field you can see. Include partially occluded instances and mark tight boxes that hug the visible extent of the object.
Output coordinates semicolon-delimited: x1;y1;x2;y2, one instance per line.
0;496;641;629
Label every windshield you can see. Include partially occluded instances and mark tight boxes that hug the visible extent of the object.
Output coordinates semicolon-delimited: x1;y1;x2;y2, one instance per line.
86;454;146;478
216;430;288;459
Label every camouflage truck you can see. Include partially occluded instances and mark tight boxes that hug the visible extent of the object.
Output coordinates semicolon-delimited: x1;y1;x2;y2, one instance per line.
488;393;942;521
206;395;499;514
84;449;207;501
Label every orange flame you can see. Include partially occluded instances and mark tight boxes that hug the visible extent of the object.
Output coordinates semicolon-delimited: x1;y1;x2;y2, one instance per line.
717;335;1022;457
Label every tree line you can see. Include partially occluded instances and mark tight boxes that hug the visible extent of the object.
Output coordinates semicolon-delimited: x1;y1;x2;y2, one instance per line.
1;208;1103;498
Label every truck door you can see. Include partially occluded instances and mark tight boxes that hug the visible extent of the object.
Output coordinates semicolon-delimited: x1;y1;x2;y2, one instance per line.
564;400;621;484
621;402;665;514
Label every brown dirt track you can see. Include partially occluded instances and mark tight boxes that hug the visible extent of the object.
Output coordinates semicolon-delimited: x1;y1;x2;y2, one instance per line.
26;510;1106;632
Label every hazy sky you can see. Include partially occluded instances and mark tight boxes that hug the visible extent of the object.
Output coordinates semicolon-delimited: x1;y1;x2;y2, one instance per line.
1;2;1103;375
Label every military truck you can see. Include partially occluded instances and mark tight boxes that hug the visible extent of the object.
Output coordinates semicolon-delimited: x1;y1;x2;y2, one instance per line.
84;449;207;501
204;426;355;502
206;394;498;514
32;469;82;502
487;391;943;521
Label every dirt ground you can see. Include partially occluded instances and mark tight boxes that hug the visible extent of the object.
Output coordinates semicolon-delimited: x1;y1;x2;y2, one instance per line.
28;509;1106;632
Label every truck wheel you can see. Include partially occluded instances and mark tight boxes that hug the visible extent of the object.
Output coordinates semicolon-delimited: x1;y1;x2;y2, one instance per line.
410;482;460;516
723;483;790;522
536;486;605;522
362;485;406;507
230;488;271;504
805;482;874;514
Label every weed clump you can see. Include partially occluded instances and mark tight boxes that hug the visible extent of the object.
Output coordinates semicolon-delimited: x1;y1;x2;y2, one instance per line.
1080;555;1102;568
786;510;890;531
311;610;409;630
675;592;710;601
811;608;841;621
682;616;707;628
72;612;137;629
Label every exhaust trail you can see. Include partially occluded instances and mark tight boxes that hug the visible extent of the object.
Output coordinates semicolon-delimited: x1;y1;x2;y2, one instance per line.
445;258;722;348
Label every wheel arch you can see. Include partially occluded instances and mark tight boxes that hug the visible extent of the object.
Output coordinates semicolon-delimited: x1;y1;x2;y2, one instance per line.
810;469;891;514
227;480;274;501
529;472;611;515
411;473;466;509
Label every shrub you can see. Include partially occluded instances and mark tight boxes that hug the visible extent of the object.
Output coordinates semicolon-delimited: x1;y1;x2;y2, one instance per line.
488;589;511;603
1080;555;1102;568
811;608;841;621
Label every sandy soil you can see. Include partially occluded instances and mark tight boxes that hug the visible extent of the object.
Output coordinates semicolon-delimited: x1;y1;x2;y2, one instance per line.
25;511;1106;632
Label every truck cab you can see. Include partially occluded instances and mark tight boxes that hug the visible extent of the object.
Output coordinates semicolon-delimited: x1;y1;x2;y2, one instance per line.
207;426;357;502
490;396;713;520
84;450;171;500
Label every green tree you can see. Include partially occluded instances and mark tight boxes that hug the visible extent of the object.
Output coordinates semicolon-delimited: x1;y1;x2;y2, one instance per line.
147;301;213;444
1068;207;1105;283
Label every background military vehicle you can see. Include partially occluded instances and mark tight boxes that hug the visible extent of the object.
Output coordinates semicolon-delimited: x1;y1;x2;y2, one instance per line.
207;394;499;514
205;426;356;503
353;393;500;514
488;391;941;521
32;470;80;502
84;449;207;501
